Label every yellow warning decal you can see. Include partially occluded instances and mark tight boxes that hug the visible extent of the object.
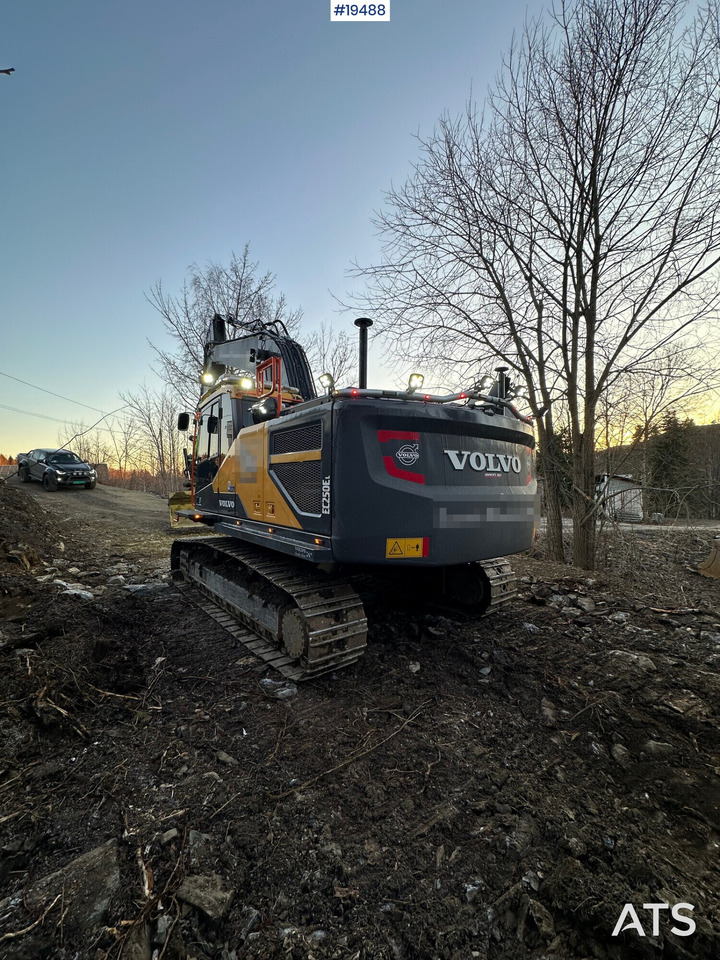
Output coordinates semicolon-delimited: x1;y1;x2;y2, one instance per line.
386;538;424;558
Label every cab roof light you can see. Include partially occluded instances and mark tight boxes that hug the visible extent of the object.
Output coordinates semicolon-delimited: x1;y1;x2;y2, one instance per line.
408;372;425;393
319;372;335;394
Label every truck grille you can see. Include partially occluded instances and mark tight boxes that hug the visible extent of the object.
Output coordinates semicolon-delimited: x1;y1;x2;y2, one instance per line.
271;461;322;514
272;423;322;455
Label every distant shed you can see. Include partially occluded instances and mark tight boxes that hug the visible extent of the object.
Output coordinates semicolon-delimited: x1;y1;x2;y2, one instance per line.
595;474;643;522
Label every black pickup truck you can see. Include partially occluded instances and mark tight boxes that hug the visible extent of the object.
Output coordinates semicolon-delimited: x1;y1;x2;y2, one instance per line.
17;449;97;491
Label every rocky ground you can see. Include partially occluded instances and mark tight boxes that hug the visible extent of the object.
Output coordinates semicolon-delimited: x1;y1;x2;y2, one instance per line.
0;476;719;960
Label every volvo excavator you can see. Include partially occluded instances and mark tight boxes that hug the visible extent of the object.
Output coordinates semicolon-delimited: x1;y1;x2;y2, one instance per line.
171;315;538;680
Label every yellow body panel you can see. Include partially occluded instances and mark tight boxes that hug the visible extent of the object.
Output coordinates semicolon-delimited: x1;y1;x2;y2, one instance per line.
213;423;302;529
269;449;322;465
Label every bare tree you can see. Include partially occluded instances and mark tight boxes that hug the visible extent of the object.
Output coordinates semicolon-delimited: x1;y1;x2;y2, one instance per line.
351;0;720;567
597;341;718;490
56;422;113;466
304;319;356;389
120;386;185;495
147;246;303;407
105;413;144;486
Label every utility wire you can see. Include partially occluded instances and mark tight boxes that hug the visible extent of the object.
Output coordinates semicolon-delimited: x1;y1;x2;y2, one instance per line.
0;369;109;414
58;405;128;453
0;403;70;424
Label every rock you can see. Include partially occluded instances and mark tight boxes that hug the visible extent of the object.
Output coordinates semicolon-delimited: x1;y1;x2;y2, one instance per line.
464;881;483;903
576;597;595;613
154;914;173;946
186;829;217;871
408;661;421;674
217;750;238;766
20;839;120;935
541;698;557;724
62;589;94;600
522;622;540;634
643;740;674;757
259;678;297;699
528;898;555;941
176;873;235;919
107;575;126;585
123;921;151;960
561;607;581;619
611;743;632;766
610;650;657;672
238;905;262;939
609;611;629;623
160;828;179;845
566;836;587;857
548;594;568;609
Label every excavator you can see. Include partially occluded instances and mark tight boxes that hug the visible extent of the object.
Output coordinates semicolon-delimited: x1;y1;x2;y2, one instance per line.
170;315;538;679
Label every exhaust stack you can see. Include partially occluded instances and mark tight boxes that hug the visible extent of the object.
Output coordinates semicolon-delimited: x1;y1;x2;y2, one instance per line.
354;317;373;389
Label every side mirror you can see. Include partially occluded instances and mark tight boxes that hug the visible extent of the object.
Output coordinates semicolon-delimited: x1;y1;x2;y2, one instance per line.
177;412;190;431
250;396;278;424
206;415;218;435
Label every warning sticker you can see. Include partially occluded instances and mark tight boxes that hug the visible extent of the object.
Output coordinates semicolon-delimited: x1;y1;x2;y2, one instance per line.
385;538;425;558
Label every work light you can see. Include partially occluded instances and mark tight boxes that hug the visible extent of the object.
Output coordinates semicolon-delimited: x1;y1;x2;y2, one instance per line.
319;372;335;393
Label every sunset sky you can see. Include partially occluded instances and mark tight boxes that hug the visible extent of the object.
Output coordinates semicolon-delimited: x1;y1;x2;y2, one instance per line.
3;0;553;456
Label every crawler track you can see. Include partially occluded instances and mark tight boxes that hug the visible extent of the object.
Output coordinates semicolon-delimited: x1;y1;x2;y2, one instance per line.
172;538;518;680
171;537;368;681
479;558;518;609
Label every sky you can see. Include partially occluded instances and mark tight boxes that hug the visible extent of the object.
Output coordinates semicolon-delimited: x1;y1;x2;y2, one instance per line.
0;0;547;456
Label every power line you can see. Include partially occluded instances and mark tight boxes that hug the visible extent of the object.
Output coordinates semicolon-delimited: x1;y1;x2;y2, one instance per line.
0;403;71;424
0;370;109;414
0;402;125;432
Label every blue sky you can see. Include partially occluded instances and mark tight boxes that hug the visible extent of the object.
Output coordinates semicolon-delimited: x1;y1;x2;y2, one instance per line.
0;0;545;455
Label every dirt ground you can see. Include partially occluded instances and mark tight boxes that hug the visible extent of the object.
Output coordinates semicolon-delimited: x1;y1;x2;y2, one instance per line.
0;476;719;960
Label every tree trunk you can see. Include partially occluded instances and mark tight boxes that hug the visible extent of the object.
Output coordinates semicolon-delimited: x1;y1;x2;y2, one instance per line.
571;430;596;570
537;425;565;562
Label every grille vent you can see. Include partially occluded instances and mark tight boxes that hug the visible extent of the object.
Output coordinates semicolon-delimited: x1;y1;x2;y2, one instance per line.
272;422;322;455
272;461;323;514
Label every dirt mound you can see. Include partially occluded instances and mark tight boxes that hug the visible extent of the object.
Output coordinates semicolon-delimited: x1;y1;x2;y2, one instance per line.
0;480;67;571
0;483;719;959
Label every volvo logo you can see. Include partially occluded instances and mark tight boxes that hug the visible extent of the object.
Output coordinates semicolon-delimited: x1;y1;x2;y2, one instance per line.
444;449;522;473
396;443;420;466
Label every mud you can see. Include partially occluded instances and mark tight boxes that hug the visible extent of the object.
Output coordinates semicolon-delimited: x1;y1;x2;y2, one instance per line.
0;476;719;959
